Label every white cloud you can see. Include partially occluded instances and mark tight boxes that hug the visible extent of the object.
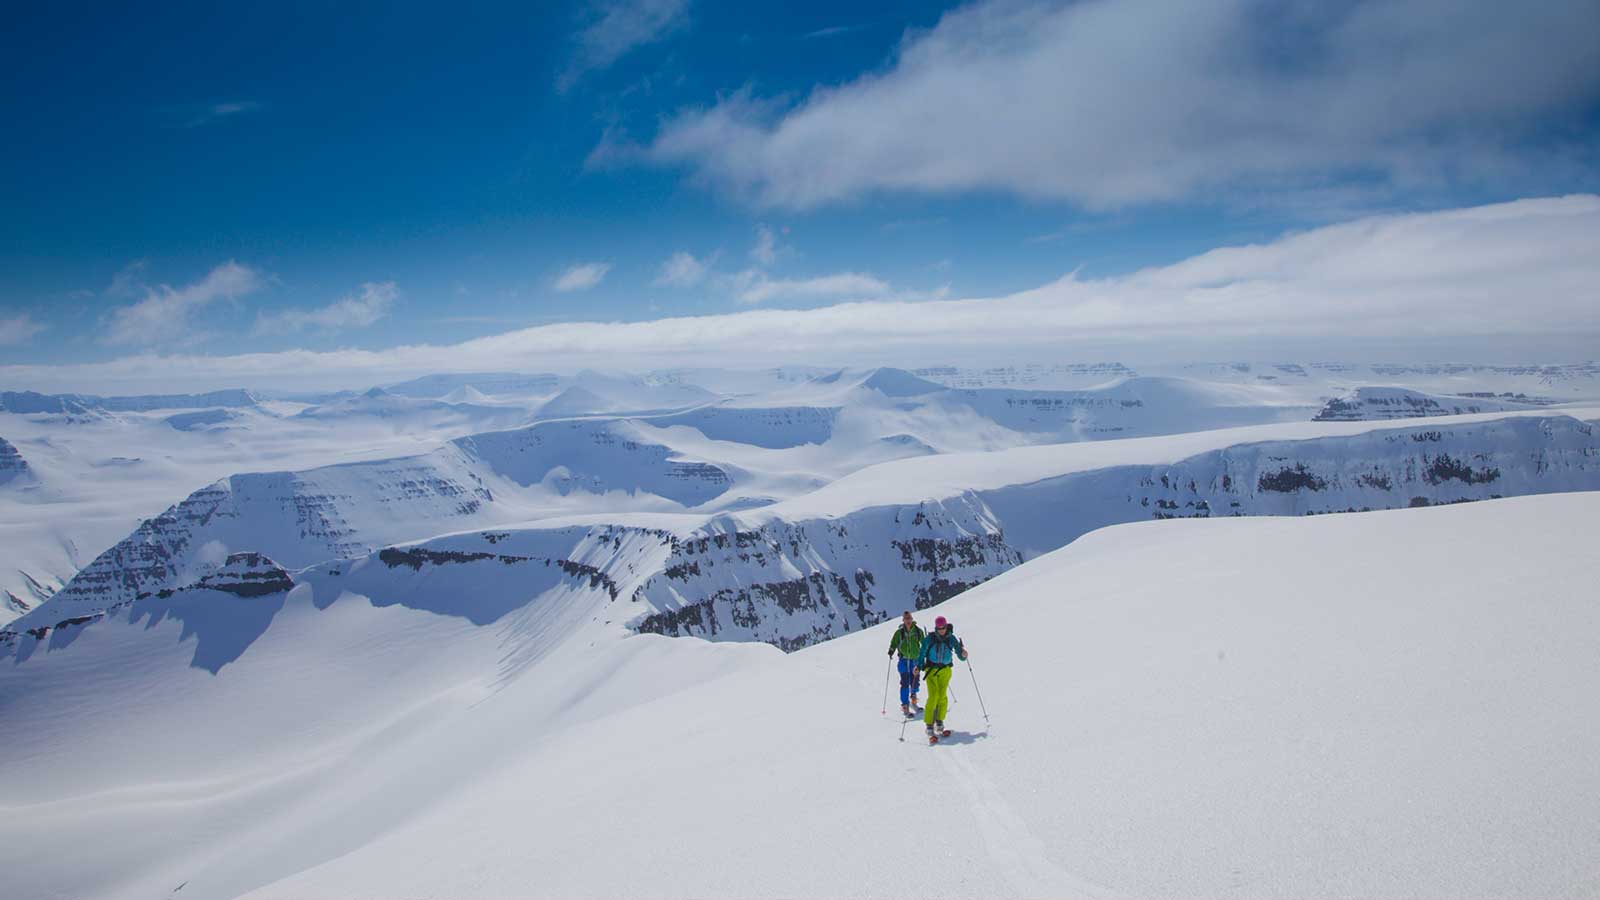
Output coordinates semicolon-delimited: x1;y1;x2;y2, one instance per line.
640;0;1600;209
183;100;262;128
255;282;397;334
0;313;46;346
106;260;150;297
654;251;712;287
553;262;612;292
18;197;1600;391
102;261;264;346
560;0;690;91
730;270;893;305
751;224;780;265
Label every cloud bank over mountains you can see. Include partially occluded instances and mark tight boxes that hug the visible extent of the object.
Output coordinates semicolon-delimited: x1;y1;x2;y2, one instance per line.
9;195;1598;392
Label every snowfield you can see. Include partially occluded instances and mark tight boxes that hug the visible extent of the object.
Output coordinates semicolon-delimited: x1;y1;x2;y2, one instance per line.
1;493;1597;899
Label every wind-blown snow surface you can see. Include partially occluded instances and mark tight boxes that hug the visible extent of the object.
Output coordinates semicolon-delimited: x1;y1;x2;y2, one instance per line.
2;494;1596;899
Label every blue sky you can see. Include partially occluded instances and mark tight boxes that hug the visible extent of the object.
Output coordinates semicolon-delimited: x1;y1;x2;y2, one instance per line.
2;0;1598;386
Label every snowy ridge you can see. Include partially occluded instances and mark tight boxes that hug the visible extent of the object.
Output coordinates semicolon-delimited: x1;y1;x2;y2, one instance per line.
453;418;733;502
1;418;732;637
9;411;1598;659
1313;386;1549;420
623;413;1600;648
1;446;499;632
650;405;841;448
946;375;1312;438
912;361;1600;399
0;389;260;414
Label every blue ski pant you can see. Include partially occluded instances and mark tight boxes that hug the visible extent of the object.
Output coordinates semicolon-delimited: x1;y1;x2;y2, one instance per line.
897;657;921;705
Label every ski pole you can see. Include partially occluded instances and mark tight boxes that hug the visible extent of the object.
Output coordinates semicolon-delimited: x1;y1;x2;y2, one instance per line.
881;657;893;716
899;710;912;742
965;659;990;723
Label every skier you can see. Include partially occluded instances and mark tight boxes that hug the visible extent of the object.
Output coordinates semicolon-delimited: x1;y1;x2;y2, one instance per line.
886;610;925;717
917;615;968;744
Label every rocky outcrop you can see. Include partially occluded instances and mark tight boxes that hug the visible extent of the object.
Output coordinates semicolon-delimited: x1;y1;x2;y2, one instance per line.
4;552;295;671
190;552;295;597
0;436;30;485
632;502;1022;648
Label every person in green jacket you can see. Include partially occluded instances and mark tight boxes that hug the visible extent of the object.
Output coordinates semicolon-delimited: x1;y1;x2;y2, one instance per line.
886;610;925;717
917;615;968;743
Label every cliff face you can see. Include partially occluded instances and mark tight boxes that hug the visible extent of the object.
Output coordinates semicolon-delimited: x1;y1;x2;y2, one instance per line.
626;416;1600;650
631;499;1021;650
0;436;30;486
2;447;499;631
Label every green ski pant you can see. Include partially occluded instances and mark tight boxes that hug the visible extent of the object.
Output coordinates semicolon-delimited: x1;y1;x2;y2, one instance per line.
923;665;953;725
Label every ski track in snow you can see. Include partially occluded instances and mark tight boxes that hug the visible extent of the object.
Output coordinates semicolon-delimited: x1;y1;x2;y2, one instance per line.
932;732;1124;900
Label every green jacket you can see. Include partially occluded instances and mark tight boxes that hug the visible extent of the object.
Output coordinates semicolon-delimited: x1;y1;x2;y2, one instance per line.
888;623;926;659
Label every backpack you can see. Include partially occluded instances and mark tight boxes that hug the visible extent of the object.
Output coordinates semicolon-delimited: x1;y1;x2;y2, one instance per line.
924;625;959;665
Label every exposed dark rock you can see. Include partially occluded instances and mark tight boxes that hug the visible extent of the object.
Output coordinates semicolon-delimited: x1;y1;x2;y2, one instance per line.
1258;464;1329;493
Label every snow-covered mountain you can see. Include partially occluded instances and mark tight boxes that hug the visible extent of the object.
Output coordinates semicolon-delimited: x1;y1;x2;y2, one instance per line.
1312;386;1550;420
383;369;721;413
0;398;549;627
2;492;1595;898
653;367;1318;454
3;363;1595;632
0;388;260;415
915;360;1600;400
9;408;1599;655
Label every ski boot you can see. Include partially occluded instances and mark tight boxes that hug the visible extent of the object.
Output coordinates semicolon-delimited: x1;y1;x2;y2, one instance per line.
936;720;951;738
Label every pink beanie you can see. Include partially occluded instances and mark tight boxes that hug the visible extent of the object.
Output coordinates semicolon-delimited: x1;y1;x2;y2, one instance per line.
934;616;948;628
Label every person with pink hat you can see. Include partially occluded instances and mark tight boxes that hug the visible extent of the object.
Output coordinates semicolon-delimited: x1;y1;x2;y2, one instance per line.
915;614;969;744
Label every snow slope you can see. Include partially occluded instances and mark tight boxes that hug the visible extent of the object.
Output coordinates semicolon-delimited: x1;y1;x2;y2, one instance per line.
2;494;1596;899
